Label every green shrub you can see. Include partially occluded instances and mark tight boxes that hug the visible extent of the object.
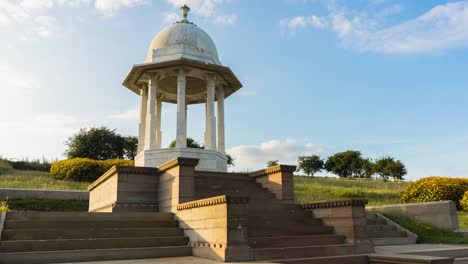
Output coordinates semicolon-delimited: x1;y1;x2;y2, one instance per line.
0;200;9;212
0;160;13;175
400;176;468;209
460;191;468;211
10;159;52;172
50;158;134;182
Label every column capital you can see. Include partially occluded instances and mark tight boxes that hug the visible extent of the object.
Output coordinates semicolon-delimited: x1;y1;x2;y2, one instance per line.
204;72;217;81
146;71;160;80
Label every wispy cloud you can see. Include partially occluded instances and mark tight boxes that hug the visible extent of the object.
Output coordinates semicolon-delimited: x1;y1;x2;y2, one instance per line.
281;1;468;54
228;139;325;171
165;0;237;25
0;0;147;41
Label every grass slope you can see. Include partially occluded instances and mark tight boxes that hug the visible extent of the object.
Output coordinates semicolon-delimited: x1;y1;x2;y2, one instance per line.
0;170;89;190
295;176;408;206
386;214;468;244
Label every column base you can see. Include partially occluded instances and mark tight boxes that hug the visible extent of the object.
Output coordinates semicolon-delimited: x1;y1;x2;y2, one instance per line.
135;148;228;172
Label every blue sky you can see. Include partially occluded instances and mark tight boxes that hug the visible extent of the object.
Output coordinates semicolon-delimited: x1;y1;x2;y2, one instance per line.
1;0;468;179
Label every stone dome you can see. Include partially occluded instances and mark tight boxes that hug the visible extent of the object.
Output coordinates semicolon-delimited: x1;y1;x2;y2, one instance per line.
146;20;221;65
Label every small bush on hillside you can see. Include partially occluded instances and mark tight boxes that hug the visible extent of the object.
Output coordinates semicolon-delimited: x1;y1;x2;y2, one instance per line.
460;191;468;211
0;200;9;212
0;160;13;175
400;177;468;209
50;158;134;182
10;159;52;172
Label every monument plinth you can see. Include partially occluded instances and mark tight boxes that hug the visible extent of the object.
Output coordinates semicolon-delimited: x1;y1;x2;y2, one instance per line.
122;5;241;172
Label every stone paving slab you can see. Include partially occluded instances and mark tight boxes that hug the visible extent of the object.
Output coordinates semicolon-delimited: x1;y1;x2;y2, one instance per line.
375;244;468;254
57;256;277;264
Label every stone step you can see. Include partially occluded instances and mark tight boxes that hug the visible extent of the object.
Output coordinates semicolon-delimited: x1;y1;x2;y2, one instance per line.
4;220;178;230
2;227;184;241
249;224;334;237
248;235;345;248
0;236;189;252
253;244;356;261
6;212;174;221
366;224;397;232
367;230;407;238
0;246;192;264
260;254;368;264
371;236;417;246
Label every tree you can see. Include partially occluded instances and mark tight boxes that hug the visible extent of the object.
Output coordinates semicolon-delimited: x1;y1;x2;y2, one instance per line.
65;127;137;160
374;156;407;180
169;138;203;149
169;137;234;166
297;155;323;176
123;136;138;160
324;150;363;178
357;158;375;179
266;160;279;167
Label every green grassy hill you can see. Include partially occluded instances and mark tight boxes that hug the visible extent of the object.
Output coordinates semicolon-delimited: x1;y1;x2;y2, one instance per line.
0;170;89;190
294;176;408;206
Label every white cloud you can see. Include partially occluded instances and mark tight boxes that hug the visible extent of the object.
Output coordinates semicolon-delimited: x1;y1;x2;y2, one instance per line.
228;139;325;171
94;0;147;16
165;0;237;25
280;15;326;34
281;1;468;54
109;107;139;120
164;11;179;23
0;0;145;37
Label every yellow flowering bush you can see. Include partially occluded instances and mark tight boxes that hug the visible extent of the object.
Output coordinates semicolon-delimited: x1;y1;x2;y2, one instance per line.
400;176;468;209
50;158;134;182
460;191;468;211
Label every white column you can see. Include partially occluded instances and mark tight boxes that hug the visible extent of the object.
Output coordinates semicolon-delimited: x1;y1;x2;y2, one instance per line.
144;73;158;150
217;87;225;153
156;96;162;149
137;84;148;153
176;68;187;148
184;104;188;140
205;74;217;151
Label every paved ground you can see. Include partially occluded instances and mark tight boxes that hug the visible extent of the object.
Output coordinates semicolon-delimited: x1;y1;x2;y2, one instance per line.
58;245;468;264
59;257;277;264
59;257;222;264
375;244;468;254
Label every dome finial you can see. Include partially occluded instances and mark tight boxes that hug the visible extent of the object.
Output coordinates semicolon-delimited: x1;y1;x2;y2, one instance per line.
180;4;190;22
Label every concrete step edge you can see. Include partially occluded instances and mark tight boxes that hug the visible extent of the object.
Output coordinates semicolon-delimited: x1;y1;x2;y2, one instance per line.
0;246;192;264
253;243;354;251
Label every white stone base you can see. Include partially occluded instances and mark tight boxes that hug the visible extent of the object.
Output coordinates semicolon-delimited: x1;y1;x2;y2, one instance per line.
135;148;228;172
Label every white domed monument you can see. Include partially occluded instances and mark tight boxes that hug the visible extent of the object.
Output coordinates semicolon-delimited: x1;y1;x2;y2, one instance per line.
83;5;373;264
123;5;241;172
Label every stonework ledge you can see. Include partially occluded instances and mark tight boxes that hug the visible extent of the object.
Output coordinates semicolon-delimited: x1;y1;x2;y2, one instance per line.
249;164;297;178
88;166;158;191
177;195;250;211
301;199;368;209
158;157;200;172
368;253;454;264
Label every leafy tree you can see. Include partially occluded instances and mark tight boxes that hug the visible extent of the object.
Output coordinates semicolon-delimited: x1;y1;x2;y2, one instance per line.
297;155;323;176
266;160;279;167
324;150;363;178
226;154;235;167
169;138;203;149
123;136;138;160
169;137;234;166
357;158;375;179
374;156;407;180
65;127;136;160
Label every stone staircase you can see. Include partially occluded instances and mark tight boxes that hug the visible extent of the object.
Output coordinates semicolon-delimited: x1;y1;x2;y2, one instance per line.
195;171;368;263
367;213;417;246
0;211;191;264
